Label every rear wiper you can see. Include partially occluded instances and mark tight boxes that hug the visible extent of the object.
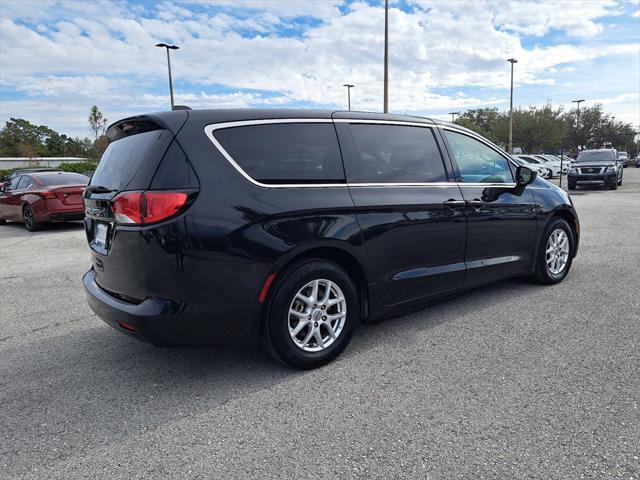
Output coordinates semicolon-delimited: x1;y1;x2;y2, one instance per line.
86;185;116;194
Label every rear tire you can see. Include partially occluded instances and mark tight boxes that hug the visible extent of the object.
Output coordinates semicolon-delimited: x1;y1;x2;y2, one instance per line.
262;259;359;369
531;217;574;285
22;206;41;231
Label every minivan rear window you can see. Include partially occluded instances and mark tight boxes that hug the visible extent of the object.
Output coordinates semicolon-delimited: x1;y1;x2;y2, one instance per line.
91;129;172;191
213;123;345;184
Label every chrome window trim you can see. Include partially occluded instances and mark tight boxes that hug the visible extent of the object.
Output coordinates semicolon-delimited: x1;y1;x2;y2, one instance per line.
204;118;516;189
204;119;341;188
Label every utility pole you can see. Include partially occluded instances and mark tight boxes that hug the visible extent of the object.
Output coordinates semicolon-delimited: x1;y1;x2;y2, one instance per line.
572;99;585;151
507;58;517;154
343;84;354;111
156;43;180;109
448;111;460;123
383;0;389;113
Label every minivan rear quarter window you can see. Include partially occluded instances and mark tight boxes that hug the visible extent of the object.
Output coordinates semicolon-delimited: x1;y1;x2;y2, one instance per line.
213;123;345;184
346;124;447;183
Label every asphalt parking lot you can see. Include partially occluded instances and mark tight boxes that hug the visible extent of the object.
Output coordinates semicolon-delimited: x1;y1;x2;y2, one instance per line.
1;169;639;479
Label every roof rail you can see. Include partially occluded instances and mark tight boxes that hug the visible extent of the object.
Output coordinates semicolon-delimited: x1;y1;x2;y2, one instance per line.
172;105;192;111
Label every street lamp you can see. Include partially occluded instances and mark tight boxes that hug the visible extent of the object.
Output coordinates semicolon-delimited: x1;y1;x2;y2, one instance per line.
572;99;585;125
343;84;354;111
156;43;179;110
448;111;460;122
572;99;585;151
507;58;517;154
383;0;389;113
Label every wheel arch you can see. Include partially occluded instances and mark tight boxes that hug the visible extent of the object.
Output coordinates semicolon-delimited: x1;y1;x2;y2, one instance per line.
549;207;579;257
270;244;371;322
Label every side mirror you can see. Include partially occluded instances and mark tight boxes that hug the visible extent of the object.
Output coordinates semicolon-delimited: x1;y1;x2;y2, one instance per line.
516;165;537;186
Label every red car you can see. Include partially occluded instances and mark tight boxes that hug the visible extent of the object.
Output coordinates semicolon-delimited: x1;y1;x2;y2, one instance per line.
0;171;89;231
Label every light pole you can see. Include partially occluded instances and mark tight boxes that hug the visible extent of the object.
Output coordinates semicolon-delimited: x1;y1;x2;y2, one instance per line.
572;99;585;151
448;111;460;122
343;84;354;111
383;0;389;113
507;58;517;154
156;43;179;109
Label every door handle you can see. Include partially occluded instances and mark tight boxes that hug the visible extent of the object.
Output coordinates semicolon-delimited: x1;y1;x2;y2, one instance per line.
443;199;466;208
467;199;483;207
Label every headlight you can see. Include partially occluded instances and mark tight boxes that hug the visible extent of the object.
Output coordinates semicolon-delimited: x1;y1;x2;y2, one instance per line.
606;166;617;172
569;167;577;173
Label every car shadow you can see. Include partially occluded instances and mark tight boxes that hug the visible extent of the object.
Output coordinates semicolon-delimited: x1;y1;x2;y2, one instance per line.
1;276;532;474
0;220;84;235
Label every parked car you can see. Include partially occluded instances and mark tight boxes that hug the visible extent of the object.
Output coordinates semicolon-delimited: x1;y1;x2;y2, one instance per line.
533;155;563;177
538;154;572;174
510;156;552;179
617;151;630;167
0;167;64;190
0;171;88;230
83;109;580;368
568;149;623;190
515;155;553;178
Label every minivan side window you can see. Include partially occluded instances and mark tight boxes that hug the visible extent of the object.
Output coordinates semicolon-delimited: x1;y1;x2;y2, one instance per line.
346;124;448;183
214;123;345;184
443;130;514;183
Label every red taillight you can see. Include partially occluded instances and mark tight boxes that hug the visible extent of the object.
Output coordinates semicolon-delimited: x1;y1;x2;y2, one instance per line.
41;191;57;199
112;191;188;225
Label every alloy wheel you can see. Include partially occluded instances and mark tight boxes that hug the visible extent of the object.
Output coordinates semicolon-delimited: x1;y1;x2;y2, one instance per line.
23;208;34;230
545;228;569;275
288;279;347;352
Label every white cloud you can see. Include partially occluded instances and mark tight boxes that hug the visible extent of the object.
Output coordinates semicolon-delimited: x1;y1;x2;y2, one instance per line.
0;0;638;136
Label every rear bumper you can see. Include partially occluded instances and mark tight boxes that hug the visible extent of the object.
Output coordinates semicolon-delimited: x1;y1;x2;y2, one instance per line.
83;268;259;347
84;268;181;345
33;200;85;222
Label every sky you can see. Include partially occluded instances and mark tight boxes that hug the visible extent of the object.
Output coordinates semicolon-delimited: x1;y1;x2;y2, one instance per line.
0;0;639;138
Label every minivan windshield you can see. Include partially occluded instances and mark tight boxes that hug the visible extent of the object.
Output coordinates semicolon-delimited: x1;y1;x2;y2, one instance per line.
576;150;616;162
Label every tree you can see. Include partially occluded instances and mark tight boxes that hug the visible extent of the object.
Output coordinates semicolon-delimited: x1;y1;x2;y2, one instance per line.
455;108;505;141
0;117;93;158
88;105;108;140
0;118;55;156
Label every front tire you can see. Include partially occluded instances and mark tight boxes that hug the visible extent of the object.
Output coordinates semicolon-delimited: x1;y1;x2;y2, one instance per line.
0;218;6;225
263;259;359;369
531;217;574;285
22;206;41;231
568;182;576;190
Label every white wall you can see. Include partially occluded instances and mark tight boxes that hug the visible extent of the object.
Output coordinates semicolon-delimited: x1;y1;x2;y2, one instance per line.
0;157;89;169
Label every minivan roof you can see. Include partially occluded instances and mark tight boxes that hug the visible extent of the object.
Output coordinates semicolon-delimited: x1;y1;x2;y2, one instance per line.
108;108;442;136
179;108;437;124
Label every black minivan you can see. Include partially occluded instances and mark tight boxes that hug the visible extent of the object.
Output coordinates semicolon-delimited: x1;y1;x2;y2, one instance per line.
83;109;579;368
